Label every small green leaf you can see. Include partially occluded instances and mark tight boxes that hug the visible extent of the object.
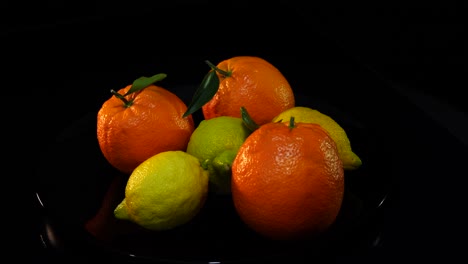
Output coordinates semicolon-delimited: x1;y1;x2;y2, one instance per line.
124;73;167;96
183;70;220;118
289;116;296;130
240;106;259;132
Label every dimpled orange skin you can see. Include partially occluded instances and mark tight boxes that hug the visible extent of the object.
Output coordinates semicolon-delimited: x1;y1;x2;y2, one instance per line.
231;122;344;240
202;56;295;126
97;84;195;175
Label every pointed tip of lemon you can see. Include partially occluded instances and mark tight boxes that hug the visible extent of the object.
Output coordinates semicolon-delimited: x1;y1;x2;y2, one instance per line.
114;199;131;220
342;151;363;170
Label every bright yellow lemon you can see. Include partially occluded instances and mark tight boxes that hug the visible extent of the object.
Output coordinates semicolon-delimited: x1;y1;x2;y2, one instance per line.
114;150;209;231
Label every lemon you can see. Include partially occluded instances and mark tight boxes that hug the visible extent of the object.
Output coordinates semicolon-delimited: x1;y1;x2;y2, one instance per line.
114;150;209;231
272;106;362;170
186;116;252;194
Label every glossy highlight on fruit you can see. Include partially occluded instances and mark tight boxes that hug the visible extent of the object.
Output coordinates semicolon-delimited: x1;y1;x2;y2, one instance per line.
114;150;209;231
201;56;295;126
231;118;344;240
97;79;194;174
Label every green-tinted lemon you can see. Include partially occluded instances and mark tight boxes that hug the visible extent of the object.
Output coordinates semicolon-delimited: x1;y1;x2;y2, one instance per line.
186;116;252;194
272;106;362;170
114;150;209;231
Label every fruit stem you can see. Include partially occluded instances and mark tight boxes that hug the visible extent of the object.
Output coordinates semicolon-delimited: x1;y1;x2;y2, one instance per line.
205;60;231;77
111;89;133;108
289;116;296;130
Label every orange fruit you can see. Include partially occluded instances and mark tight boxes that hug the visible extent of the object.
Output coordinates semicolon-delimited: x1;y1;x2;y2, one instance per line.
97;81;194;175
231;118;344;240
201;56;295;126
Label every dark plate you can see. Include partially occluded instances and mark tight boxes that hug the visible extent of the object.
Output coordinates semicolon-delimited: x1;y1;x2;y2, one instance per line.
30;3;397;264
34;82;394;263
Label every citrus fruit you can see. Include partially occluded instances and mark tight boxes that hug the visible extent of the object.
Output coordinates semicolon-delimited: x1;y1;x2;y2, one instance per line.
199;56;295;126
114;150;209;231
272;106;362;170
97;74;195;174
186;116;252;194
231;118;345;240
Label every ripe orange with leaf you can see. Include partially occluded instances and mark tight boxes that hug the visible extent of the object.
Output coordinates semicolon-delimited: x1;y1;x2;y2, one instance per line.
183;56;295;126
231;116;345;240
97;74;195;174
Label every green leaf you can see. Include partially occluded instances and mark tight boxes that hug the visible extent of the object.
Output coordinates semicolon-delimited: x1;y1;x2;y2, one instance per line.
289;116;296;130
124;73;167;96
182;70;220;118
240;106;259;132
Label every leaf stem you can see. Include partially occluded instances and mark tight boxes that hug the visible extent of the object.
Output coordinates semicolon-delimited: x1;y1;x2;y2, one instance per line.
111;89;133;107
205;60;231;77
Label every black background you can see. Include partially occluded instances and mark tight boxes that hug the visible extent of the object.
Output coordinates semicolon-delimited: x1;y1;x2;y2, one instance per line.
2;1;465;263
3;1;464;110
